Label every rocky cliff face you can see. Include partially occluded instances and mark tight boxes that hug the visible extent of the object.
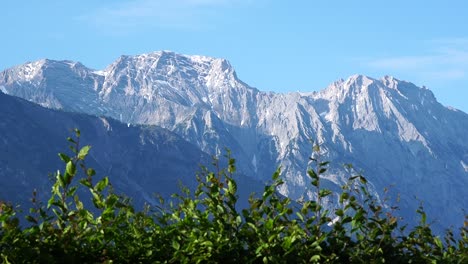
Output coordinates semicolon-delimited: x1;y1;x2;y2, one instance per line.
2;51;467;230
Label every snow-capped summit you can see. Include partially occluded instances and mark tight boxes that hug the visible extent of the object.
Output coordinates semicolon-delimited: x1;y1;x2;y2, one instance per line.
1;51;467;232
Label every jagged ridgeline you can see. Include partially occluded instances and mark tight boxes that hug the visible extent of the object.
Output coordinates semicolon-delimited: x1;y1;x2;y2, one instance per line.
1;51;468;231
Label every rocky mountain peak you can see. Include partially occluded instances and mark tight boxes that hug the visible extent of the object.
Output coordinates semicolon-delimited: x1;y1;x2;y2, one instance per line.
380;75;399;89
1;51;467;232
346;74;375;86
316;74;377;103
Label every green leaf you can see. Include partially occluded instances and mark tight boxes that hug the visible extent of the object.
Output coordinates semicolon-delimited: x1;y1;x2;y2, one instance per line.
86;168;96;177
228;179;237;194
66;161;76;177
172;240;180;250
91;192;104;208
340;192;349;203
247;222;258;232
63;172;71;185
228;158;236;173
283;237;293;249
434;237;443;249
58;153;71;163
296;212;304;222
319;189;332;198
78;145;91;160
335;209;344;217
263;186;274;199
310;255;321;262
359;176;367;184
106;194;118;207
79;178;92;188
268;234;277;243
265;218;274;230
308;169;318;180
312;179;319;187
68;186;77;196
272;168;281;181
25;215;37;224
95;177;109;192
421;211;427;224
56;172;66;188
216;204;224;214
47;196;55;209
235;215;242;226
341;216;352;224
75;195;84;210
69;145;77;154
313;145;320;152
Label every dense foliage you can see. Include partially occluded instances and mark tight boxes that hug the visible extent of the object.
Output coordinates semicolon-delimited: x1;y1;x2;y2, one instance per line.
1;130;467;263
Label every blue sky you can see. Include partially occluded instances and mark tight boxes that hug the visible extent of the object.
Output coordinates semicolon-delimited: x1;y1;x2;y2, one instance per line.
1;0;467;112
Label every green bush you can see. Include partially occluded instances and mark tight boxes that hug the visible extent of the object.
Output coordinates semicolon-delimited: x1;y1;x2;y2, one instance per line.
0;130;467;263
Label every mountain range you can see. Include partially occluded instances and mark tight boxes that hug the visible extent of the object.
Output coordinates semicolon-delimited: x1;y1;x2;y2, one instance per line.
1;51;467;231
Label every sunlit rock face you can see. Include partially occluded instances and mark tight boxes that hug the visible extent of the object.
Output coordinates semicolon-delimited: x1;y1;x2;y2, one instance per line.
2;51;467;231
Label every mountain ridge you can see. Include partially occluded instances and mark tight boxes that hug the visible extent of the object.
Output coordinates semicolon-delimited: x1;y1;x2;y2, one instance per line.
3;52;433;101
1;51;467;231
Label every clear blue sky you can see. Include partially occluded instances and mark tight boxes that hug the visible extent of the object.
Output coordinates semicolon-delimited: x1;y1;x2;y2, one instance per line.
2;0;467;112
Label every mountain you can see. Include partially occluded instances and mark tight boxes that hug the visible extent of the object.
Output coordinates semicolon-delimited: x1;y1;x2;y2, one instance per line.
1;51;467;230
0;90;264;213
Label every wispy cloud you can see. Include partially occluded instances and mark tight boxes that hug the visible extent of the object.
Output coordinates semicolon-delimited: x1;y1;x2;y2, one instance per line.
365;38;468;81
78;0;255;32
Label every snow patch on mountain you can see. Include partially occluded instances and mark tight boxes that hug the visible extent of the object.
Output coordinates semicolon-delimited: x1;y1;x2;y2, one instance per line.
14;60;45;81
93;70;107;76
462;160;468;172
100;117;112;131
